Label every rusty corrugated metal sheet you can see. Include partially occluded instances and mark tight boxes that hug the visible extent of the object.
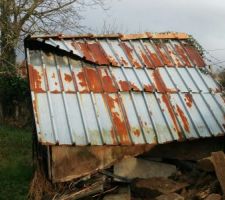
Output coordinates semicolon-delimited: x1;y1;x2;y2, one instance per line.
25;32;225;145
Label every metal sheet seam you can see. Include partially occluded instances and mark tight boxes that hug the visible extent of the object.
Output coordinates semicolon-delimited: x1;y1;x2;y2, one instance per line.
40;51;59;143
184;66;224;133
175;66;214;136
26;35;225;146
54;54;75;144
164;67;200;137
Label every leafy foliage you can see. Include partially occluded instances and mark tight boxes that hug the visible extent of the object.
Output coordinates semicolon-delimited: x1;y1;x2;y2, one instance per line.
0;73;30;105
188;35;204;56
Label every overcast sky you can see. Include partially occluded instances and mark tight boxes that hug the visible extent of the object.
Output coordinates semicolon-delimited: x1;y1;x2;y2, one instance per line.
82;0;225;71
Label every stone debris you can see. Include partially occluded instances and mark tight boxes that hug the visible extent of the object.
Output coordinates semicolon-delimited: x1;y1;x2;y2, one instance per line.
132;177;188;198
103;187;131;200
114;156;176;180
31;148;225;200
156;193;184;200
205;193;222;200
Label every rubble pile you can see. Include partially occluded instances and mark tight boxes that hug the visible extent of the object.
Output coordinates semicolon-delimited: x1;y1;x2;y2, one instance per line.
40;151;225;200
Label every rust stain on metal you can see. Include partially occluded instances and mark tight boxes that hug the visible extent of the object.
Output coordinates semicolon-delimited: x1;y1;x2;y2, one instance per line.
98;68;118;92
175;44;191;67
51;73;56;78
120;42;141;68
152;69;176;93
119;80;130;91
110;128;118;145
51;89;60;93
145;45;162;67
183;45;205;67
64;73;72;82
155;44;173;67
72;42;95;62
130;82;140;91
107;55;119;66
51;72;59;86
77;70;89;92
185;93;193;108
140;49;153;68
29;66;45;92
176;105;190;132
84;67;102;92
143;84;154;92
120;56;129;66
105;94;131;145
86;42;109;65
133;129;141;137
164;44;182;67
162;94;182;139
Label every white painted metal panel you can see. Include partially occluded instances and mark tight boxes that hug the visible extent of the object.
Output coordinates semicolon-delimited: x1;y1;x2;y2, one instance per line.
177;68;199;92
132;93;157;143
109;40;131;67
79;93;103;145
65;93;87;145
120;92;145;144
36;93;54;143
92;94;115;145
50;94;71;144
27;36;225;146
144;93;173;143
166;68;188;92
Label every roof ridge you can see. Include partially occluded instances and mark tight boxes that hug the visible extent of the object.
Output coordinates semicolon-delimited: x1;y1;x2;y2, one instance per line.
29;32;189;40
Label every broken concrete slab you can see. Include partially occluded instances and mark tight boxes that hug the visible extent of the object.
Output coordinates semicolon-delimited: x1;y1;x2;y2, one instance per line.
132;177;188;198
114;157;176;180
156;193;184;200
205;193;222;200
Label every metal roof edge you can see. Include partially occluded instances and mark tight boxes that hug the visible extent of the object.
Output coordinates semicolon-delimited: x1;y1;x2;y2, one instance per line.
29;32;190;41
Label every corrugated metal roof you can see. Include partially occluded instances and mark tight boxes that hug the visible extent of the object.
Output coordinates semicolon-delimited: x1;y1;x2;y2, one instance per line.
25;32;225;145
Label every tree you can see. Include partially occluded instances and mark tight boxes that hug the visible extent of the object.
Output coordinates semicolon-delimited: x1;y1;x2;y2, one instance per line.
0;0;106;72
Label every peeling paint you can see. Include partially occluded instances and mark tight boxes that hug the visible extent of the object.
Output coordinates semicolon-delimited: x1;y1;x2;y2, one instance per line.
98;68;118;92
162;94;182;140
120;42;141;68
119;80;130;91
105;94;131;145
152;69;176;93
185;93;193;108
64;73;72;82
29;66;45;92
176;104;190;133
76;70;89;92
155;44;173;67
183;44;205;67
84;67;102;92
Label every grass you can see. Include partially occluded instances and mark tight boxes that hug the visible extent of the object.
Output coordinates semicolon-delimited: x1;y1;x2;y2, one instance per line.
0;124;33;200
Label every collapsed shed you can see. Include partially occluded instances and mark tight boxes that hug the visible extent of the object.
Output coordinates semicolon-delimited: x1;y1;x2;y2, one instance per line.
24;32;225;183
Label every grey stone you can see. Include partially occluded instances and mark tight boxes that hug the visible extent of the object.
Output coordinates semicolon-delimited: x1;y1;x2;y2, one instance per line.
114;156;176;180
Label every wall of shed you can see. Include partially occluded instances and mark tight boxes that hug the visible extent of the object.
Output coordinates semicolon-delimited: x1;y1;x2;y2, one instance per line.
50;144;155;182
50;136;225;183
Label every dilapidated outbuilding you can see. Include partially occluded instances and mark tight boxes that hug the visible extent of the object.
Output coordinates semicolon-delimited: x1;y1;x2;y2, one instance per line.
25;32;225;184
